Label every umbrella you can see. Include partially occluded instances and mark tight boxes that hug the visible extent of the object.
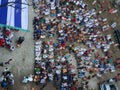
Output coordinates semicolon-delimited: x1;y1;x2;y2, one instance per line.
1;81;7;87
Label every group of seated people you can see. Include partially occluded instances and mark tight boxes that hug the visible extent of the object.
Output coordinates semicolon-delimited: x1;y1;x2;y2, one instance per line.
33;16;57;40
33;40;79;89
0;68;14;88
0;27;15;51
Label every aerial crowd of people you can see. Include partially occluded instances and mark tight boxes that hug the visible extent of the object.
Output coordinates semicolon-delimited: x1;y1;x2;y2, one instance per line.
32;0;120;90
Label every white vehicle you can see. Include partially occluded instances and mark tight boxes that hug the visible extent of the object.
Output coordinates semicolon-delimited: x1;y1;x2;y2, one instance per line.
100;82;118;90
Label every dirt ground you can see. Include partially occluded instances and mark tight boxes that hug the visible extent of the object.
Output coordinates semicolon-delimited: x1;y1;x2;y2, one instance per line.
0;0;120;90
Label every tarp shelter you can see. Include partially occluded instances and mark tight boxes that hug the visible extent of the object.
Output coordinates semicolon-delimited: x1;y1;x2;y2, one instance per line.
0;0;29;32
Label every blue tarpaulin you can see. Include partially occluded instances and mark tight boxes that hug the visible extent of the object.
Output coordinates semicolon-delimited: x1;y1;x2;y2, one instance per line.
0;0;29;32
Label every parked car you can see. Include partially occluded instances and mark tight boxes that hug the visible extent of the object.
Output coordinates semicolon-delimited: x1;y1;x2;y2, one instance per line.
100;82;118;90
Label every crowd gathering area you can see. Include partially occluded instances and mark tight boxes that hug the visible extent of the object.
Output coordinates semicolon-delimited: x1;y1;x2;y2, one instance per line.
1;0;120;90
30;0;120;90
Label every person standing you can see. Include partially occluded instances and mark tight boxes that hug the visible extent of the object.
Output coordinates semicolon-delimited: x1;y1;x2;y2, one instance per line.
17;37;24;44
